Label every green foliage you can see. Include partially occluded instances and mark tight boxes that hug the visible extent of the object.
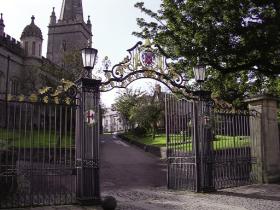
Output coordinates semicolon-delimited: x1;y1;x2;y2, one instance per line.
114;87;164;137
62;49;85;80
19;67;40;95
39;50;84;89
131;127;147;137
130;101;163;138
135;0;280;75
134;0;280;106
114;88;145;130
205;70;280;107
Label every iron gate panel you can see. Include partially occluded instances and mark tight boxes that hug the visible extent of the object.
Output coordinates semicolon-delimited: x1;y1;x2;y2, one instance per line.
210;110;259;189
0;99;77;208
166;94;260;192
165;94;198;191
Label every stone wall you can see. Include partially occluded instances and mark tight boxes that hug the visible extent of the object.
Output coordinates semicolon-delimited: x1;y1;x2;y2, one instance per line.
0;35;24;94
246;96;280;183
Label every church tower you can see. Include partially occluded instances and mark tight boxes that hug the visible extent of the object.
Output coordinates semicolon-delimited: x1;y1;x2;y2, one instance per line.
21;16;43;59
47;0;92;67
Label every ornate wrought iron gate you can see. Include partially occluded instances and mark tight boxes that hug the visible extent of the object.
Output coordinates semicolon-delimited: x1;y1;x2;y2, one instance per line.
0;78;101;208
165;94;259;191
165;94;198;191
0;94;77;208
210;109;259;189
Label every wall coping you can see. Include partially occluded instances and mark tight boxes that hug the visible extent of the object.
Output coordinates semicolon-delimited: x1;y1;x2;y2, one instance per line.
244;95;279;103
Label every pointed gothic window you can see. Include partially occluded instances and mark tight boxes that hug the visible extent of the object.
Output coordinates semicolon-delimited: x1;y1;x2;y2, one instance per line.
10;77;19;95
39;44;41;56
24;41;28;55
62;40;66;51
0;71;4;92
32;41;36;55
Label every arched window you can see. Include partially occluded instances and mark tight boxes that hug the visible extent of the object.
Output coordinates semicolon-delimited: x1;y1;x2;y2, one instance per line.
32;41;36;55
24;41;28;55
0;71;4;93
39;44;41;56
10;77;19;95
62;40;66;51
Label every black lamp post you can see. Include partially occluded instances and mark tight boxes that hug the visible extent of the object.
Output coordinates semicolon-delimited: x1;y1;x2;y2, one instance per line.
76;43;101;205
192;60;214;192
81;45;98;78
192;61;211;100
193;63;206;85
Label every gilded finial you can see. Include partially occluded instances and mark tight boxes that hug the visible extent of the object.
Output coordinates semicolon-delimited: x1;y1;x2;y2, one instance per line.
144;38;152;47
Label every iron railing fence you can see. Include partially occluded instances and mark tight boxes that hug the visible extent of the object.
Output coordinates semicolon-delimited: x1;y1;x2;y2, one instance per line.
0;99;77;208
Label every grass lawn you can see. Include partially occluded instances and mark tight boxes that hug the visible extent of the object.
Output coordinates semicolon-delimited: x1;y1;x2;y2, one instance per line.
123;133;250;151
0;128;73;149
124;133;166;147
213;135;249;150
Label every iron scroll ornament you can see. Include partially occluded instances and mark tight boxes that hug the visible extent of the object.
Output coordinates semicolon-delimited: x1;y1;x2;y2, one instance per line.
100;41;193;97
2;79;79;105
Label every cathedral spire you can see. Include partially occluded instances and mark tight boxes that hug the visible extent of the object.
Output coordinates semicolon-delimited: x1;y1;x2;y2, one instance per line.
59;0;84;22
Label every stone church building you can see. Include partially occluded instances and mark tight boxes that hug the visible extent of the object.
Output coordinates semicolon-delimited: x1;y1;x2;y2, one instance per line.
0;0;92;97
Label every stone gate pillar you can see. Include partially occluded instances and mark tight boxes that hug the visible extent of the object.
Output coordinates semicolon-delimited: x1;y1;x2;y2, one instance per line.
245;95;280;183
75;78;101;205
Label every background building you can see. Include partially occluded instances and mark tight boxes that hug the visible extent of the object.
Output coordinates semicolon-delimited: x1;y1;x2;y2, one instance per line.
102;107;124;133
47;0;92;68
0;0;92;97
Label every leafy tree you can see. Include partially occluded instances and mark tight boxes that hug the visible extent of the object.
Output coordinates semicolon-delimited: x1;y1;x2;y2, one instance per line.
41;50;84;85
114;86;165;137
130;101;163;139
203;69;280;107
135;0;280;75
62;49;86;80
114;88;145;131
134;0;280;106
19;67;39;95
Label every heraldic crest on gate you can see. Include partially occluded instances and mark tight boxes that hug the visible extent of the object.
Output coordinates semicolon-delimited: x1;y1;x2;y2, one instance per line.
100;40;192;97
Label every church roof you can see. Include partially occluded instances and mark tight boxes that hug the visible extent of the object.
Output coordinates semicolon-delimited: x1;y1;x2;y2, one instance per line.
21;16;43;40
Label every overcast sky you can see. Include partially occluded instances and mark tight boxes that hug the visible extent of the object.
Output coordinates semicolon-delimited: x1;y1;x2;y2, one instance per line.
1;0;162;106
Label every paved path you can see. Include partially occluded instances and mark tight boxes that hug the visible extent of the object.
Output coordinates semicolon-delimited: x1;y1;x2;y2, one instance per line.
102;185;280;210
100;134;166;191
15;185;280;210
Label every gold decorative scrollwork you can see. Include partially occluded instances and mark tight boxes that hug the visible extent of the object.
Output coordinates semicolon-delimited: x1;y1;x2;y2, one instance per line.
5;79;78;105
100;40;192;97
